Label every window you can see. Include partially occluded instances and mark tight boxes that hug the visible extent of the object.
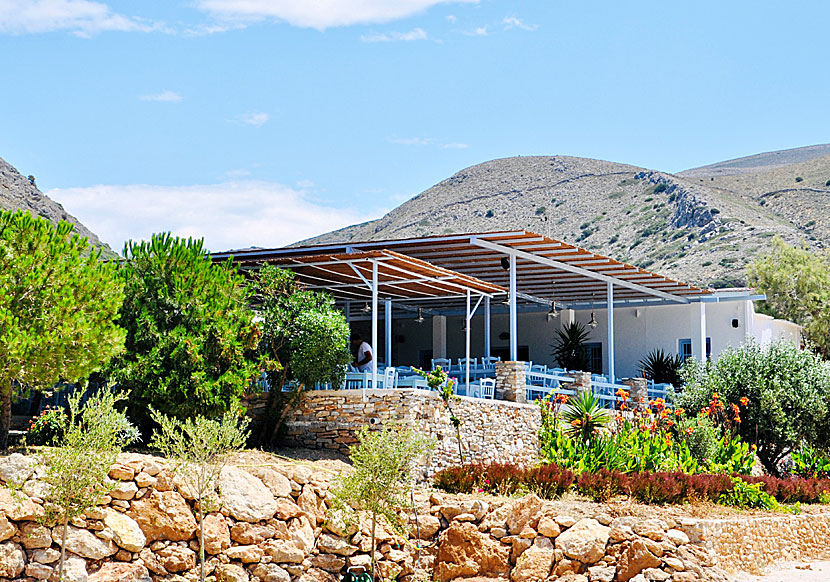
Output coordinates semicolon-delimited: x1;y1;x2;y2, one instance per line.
492;346;530;362
679;338;711;360
585;342;603;374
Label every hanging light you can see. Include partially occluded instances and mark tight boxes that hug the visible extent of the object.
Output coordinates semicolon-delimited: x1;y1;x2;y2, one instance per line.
462;317;468;332
587;292;598;328
500;256;510;270
361;302;371;313
414;308;424;324
546;282;559;322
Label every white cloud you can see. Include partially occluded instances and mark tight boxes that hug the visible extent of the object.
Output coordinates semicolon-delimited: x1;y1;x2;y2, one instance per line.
463;25;487;36
194;0;478;31
361;27;427;42
236;112;270;126
503;16;537;31
139;90;183;103
48;181;385;253
0;0;163;36
223;168;251;178
389;137;468;149
442;142;468;149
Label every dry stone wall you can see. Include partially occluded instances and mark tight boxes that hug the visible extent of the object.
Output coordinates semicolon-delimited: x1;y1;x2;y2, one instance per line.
0;452;829;582
274;389;541;477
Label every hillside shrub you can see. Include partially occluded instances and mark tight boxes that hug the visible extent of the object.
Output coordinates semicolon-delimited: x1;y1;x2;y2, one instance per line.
791;444;830;478
432;463;483;494
576;469;627;502
26;406;68;446
524;464;575;499
680;340;830;475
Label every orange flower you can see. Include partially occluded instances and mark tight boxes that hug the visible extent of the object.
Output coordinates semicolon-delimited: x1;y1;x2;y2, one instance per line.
674;408;684;416
556;393;569;404
570;419;581;427
712;392;720;401
643;408;652;416
667;420;674;428
701;408;710;417
731;403;740;416
740;397;749;406
685;426;694;435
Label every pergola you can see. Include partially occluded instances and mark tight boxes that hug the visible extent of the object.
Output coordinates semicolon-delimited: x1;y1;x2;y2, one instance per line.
215;230;716;385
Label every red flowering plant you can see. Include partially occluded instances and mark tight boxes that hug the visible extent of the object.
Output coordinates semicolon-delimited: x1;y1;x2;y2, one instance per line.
26;406;68;446
697;392;755;474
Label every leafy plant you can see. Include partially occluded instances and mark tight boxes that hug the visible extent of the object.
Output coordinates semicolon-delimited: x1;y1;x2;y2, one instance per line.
524;464;575;499
639;349;683;386
576;469;627;502
551;321;590;371
680;340;830;475
40;389;137;582
560;391;612;441
718;477;779;511
108;233;261;435
0;210;125;449
254;265;351;445
432;464;484;494
26;406;68;446
791;444;830;479
329;424;433;581
150;405;249;582
413;366;465;463
673;414;720;465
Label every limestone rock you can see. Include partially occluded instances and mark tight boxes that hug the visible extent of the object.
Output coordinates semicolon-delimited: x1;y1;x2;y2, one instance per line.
289;515;315;553
435;522;510;582
663;556;685;571
537;516;561;538
133;472;156;489
108;463;136;482
324;508;359;538
0;514;16;541
554;518;610;565
665;529;690;546
245;466;293;498
0;453;35;486
225;544;264;563
251;563;291;582
297;485;323;523
88;562;151;582
632;520;666;541
156;544;196;573
61;556;90;582
507;495;544;535
128;490;197;542
642;568;670;581
440;499;489;522
409;513;440;539
109;481;138;501
26;561;54;581
587;564;615;582
298;567;338;582
311;553;346;572
0;542;26;578
204;513;232;554
0;487;44;521
218;466;278;522
274;497;303;520
103;508;146;553
33;548;60;563
215;563;250;582
511;537;554;582
317;532;358;556
18;521;52;548
262;539;305;563
616;539;662;582
53;526;118;560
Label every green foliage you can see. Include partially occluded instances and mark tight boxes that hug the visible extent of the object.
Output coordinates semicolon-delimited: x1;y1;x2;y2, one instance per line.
791;444;830;478
0;210;125;449
40;389;137;581
485;209;495;218
795;176;804;183
673;414;720;465
551;321;590;371
747;238;830;358
718;477;790;512
679;340;830;475
252;265;351;446
535;206;546;215
413;366;464;462
329;424;433;578
709;436;755;475
560;391;612;441
639;349;683;386
108;233;260;433
26;406;68;446
150;406;249;582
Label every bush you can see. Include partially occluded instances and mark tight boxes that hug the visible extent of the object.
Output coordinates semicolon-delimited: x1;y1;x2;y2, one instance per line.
680;340;830;475
674;414;720;464
433;464;484;494
525;464;575;499
719;477;781;511
628;471;688;504
481;462;526;496
639;348;683;386
791;444;830;478
26;406;67;446
576;469;627;502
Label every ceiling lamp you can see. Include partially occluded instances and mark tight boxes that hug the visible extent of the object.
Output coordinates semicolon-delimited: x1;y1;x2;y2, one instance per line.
361;302;371;313
500;256;510;270
414;308;425;324
588;293;598;329
546;282;559;322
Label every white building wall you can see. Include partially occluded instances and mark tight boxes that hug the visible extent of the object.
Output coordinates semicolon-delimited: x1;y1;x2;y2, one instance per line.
362;299;801;379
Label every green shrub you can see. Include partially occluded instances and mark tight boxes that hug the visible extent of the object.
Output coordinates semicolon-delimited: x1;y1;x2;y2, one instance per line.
654;183;668;194
680;340;830;475
674;414;720;465
791;444;830;479
795;176;804;183
26;406;67;446
485;210;495;218
561;391;612;440
718;477;780;511
639;348;683;386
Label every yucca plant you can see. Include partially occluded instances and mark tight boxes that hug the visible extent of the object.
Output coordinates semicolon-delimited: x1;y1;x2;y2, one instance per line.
560;391;612;441
639;348;683;386
552;321;591;371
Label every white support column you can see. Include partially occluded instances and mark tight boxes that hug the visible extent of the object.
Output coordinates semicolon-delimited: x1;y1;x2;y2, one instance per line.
607;281;615;384
509;254;518;361
465;290;471;395
484;296;491;359
384;298;392;369
743;300;755;341
692;302;707;361
370;261;378;398
698;301;707;361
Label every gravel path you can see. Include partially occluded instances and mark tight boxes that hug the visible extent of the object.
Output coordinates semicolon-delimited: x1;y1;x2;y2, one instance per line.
733;561;830;581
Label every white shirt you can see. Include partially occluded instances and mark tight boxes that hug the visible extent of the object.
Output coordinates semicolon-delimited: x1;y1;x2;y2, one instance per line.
356;341;373;372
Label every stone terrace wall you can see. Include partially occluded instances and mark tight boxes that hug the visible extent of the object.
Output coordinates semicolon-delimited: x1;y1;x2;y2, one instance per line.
278;389;541;477
1;452;830;582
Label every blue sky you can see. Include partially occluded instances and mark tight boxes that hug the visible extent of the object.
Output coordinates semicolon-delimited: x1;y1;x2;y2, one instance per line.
1;0;828;252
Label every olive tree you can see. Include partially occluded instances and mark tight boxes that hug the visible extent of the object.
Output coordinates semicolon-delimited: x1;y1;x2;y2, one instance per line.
0;210;125;449
679;339;830;475
41;389;137;581
253;265;351;446
108;233;261;432
747;238;830;359
150;406;249;582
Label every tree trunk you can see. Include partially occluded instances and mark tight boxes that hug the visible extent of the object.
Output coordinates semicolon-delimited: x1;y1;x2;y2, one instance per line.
0;382;12;452
58;515;68;582
199;506;206;582
370;511;377;582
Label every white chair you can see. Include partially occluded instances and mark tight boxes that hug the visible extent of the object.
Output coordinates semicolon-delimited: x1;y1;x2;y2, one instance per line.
530;364;547;374
479;378;496;399
382;367;398;390
481;356;501;369
431;358;451;370
458;357;478;370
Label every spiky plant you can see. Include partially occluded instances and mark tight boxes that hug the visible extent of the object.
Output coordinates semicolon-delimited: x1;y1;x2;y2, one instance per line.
560;391;612;441
639;349;683;386
551;321;591;371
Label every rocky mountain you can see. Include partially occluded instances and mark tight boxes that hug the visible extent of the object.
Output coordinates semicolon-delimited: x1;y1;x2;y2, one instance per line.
300;146;830;288
0;157;114;256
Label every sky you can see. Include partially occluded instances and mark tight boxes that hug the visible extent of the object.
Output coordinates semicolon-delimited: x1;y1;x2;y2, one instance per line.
1;0;829;253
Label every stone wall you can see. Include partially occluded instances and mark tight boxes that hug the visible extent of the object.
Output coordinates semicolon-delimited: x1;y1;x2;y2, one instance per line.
278;389;541;477
0;452;829;582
